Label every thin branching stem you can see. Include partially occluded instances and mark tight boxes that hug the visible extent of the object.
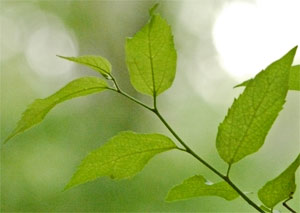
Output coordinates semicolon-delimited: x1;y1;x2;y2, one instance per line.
109;76;264;213
282;194;296;213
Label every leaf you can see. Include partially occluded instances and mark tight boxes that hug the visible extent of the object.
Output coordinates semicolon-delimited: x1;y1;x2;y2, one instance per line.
65;131;176;190
258;154;300;209
125;13;177;96
4;77;108;143
289;65;300;91
216;47;297;164
149;3;159;16
57;55;112;78
235;65;300;91
166;175;239;202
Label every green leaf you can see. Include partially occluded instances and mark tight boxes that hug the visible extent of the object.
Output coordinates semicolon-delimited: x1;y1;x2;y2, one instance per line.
4;77;108;143
289;65;300;91
149;3;159;16
65;131;176;190
125;14;177;96
216;47;297;164
235;65;300;91
258;154;300;208
166;175;239;202
57;55;112;78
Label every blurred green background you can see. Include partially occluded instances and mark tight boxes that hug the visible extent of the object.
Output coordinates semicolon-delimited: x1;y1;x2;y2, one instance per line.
1;0;299;212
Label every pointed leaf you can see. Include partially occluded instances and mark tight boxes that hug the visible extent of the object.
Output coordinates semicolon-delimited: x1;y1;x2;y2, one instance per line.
5;77;108;143
235;65;300;91
166;175;239;202
258;154;300;209
125;14;177;96
216;47;297;164
149;3;159;16
58;55;112;78
65;131;176;190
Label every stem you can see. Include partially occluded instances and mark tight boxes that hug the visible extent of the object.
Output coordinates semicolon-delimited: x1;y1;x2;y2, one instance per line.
109;77;264;213
154;110;263;213
282;194;296;213
226;164;232;177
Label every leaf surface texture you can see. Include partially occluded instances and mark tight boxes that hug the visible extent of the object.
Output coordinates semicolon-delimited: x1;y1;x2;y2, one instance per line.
66;131;176;189
216;47;297;164
5;77;108;142
258;154;300;208
58;55;112;78
125;14;177;96
166;175;239;201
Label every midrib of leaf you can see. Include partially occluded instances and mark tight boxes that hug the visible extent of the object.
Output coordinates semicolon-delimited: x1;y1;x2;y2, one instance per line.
50;86;106;105
58;55;110;75
148;23;156;97
34;86;106;121
152;24;169;94
88;146;174;168
82;60;109;74
229;80;272;164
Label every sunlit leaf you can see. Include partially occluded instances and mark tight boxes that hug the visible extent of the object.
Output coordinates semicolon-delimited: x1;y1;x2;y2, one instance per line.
166;175;239;202
216;47;297;164
65;131;176;190
258;154;300;209
5;77;108;143
125;13;177;96
235;65;300;91
58;55;112;78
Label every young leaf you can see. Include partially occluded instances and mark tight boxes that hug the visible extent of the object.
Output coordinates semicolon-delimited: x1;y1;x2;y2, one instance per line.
166;175;239;202
125;13;177;96
57;55;112;78
258;154;300;209
65;131;176;190
235;65;300;91
216;47;297;164
4;77;108;143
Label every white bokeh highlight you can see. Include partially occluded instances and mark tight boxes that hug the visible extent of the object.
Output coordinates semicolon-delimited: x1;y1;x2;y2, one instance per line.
25;12;78;78
213;0;300;81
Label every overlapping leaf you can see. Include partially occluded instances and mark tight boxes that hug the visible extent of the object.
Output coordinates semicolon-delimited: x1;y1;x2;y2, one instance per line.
258;154;300;209
216;47;297;164
58;55;112;78
125;13;177;96
65;131;176;190
166;175;239;202
5;77;108;143
235;65;300;91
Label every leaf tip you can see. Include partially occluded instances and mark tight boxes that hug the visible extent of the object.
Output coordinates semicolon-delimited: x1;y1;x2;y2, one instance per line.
56;55;69;60
149;3;159;16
